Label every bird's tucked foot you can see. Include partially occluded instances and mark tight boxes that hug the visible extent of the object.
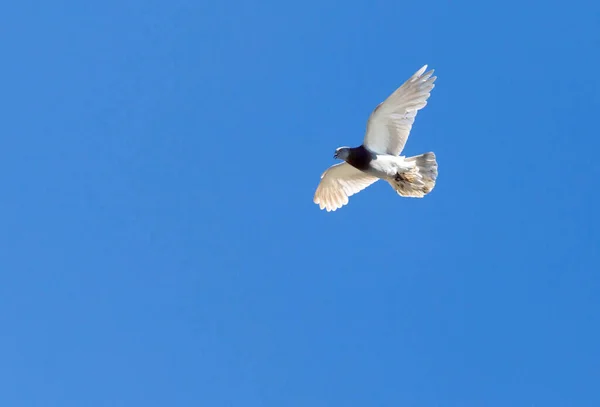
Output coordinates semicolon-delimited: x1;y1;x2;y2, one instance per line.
394;172;416;183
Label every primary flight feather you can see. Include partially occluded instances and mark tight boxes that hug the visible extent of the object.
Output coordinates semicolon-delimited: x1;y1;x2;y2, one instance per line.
313;65;438;212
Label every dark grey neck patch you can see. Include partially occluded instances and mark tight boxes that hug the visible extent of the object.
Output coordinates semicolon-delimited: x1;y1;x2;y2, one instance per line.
346;145;373;171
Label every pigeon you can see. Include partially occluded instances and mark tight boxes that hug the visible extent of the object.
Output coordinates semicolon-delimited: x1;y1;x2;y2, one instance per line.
313;65;438;212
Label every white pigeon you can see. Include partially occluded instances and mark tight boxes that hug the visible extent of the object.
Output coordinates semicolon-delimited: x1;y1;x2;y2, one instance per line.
313;65;438;212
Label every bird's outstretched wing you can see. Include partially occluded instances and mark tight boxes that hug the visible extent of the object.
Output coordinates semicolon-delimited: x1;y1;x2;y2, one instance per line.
363;65;436;156
313;163;378;212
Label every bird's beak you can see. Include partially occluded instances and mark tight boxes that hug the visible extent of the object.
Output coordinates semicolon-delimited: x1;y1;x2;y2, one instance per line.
334;152;338;159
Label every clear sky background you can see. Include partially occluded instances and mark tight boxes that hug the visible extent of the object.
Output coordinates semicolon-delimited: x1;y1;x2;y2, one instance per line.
1;0;599;406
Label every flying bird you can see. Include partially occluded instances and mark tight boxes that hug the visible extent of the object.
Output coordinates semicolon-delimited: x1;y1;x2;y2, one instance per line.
313;65;438;212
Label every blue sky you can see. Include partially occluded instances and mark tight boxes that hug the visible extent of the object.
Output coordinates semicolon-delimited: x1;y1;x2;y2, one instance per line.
1;0;599;406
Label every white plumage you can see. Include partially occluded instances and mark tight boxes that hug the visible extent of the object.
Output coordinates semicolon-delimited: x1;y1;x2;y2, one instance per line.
314;65;438;212
313;163;379;212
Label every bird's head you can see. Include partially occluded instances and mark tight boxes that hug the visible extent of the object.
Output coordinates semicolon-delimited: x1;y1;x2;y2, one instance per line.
334;147;350;161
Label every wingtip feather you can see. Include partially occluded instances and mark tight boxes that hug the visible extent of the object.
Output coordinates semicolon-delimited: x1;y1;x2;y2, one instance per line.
413;65;428;80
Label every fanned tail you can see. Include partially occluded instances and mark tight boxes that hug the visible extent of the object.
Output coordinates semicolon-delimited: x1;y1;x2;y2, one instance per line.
388;152;438;198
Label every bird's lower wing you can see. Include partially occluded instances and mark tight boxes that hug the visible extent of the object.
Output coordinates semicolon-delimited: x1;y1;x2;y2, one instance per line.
313;163;379;212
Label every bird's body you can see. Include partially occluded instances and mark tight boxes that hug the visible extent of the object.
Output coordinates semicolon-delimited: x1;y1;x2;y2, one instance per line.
342;146;414;177
313;65;439;212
